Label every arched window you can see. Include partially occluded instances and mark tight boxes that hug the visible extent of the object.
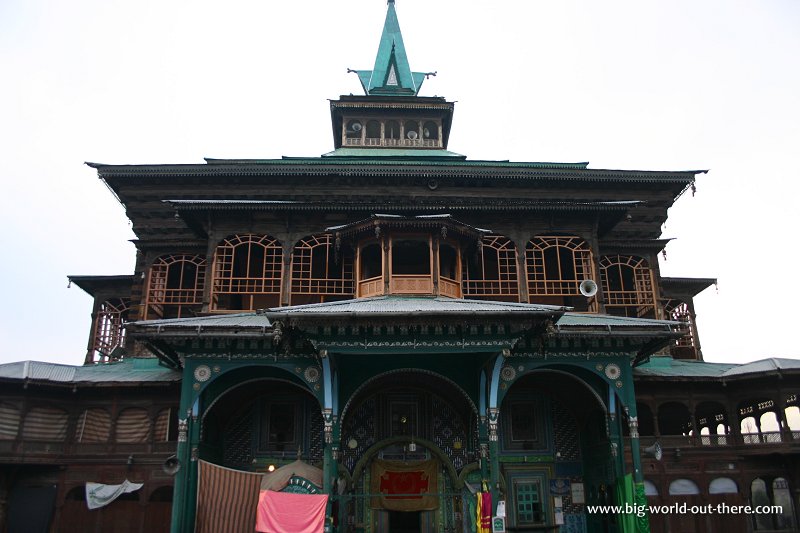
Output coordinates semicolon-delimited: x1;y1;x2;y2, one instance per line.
773;478;796;529
91;298;129;363
662;298;698;359
696;401;727;445
149;486;173;502
526;236;595;310
422;121;439;145
658;402;691;436
786;405;800;439
404;120;420;143
741;415;759;443
643;480;659;497
668;479;700;496
600;255;656;318
212;234;283;311
345;119;363;140
464;235;519;300
75;408;111;443
22;406;68;441
385;120;401;141
145;254;206;319
636;403;655;436
291;234;354;305
115;408;151;443
154;408;177;442
751;478;772;530
709;477;738;495
365;120;381;144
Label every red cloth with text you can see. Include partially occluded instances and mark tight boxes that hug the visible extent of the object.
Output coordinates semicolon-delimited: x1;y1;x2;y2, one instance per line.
255;490;328;533
479;489;492;533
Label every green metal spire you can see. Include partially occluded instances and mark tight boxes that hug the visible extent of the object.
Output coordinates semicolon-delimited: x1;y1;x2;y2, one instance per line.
354;0;429;96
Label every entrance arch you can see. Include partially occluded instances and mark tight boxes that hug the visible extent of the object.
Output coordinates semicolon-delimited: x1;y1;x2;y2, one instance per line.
499;369;614;533
201;376;324;470
339;370;478;533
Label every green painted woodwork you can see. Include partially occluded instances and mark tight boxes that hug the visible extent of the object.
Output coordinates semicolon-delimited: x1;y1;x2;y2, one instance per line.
354;0;427;96
634;482;651;533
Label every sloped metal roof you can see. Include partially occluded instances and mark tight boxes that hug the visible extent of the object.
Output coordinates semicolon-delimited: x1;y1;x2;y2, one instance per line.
634;356;800;379
0;359;180;385
721;358;800;377
261;296;564;317
135;313;272;329
557;313;680;329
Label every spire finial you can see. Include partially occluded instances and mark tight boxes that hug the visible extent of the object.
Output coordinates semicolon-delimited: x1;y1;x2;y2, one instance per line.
351;0;431;96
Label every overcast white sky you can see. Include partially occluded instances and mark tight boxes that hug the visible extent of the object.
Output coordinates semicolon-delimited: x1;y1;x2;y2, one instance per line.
1;0;798;366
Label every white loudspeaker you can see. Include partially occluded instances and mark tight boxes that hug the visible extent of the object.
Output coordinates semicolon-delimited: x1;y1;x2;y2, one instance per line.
643;441;663;461
162;454;180;475
579;279;598;297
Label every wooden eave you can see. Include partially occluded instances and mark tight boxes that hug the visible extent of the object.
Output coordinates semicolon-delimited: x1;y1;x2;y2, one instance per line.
660;277;718;299
599;238;674;253
67;275;135;298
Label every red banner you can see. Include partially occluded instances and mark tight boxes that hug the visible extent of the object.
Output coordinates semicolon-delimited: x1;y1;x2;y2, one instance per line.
370;459;439;511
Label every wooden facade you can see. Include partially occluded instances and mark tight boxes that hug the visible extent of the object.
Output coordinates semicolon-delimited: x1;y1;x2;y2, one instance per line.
2;2;798;533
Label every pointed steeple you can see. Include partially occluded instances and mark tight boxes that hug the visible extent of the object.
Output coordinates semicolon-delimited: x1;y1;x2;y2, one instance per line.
354;0;429;96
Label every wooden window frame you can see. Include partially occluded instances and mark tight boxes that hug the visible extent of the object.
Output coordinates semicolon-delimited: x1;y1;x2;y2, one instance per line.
290;234;354;301
211;234;283;311
600;255;657;318
526;236;595;297
145;254;206;319
91;298;129;363
463;235;519;298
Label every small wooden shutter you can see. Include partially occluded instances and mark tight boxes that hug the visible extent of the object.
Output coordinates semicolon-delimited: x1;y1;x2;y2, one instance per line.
75;409;111;442
154;408;171;442
115;408;151;443
22;406;68;441
0;402;21;440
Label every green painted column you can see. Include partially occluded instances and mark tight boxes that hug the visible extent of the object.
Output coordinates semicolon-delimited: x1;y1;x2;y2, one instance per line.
622;369;650;533
185;410;201;532
170;374;197;533
488;407;500;513
322;409;339;533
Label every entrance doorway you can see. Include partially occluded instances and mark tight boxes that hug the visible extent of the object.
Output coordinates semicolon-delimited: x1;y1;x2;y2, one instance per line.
388;510;421;532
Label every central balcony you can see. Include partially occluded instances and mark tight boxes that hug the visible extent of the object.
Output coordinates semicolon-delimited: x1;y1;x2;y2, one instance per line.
328;215;487;299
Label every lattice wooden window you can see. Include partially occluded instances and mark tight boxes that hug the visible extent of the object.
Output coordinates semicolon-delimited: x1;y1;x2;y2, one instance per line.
91;298;129;363
291;234;354;303
600;255;656;318
526;236;594;296
463;235;519;299
145;254;206;319
663;298;698;359
211;234;283;311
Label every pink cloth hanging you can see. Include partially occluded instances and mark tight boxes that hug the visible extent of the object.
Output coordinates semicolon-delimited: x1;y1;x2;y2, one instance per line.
255;490;328;533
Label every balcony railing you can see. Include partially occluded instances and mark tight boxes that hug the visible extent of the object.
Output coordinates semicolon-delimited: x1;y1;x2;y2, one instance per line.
344;137;441;148
390;275;433;295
